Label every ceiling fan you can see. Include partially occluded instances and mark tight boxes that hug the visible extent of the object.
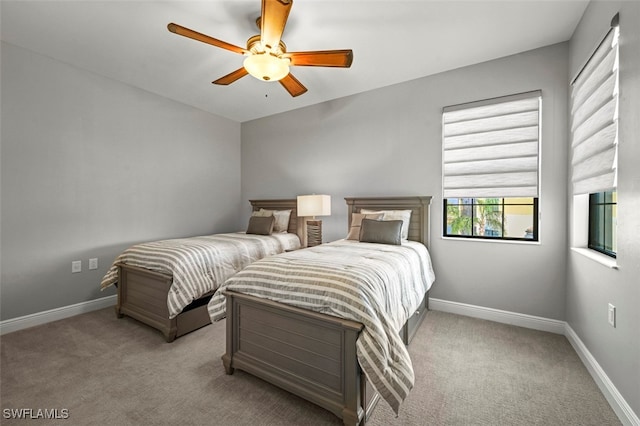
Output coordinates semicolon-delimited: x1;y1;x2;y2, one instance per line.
168;0;353;97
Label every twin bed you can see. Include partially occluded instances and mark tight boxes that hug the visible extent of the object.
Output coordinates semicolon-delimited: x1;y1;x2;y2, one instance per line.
102;196;434;425
100;199;303;342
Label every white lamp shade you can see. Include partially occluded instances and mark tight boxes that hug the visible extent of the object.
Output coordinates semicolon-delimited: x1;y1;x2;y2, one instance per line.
297;195;331;217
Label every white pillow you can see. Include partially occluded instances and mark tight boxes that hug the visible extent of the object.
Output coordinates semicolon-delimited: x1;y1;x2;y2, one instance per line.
361;209;412;240
252;209;292;233
346;212;384;240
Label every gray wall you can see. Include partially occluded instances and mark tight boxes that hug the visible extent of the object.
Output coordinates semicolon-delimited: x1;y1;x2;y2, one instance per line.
567;1;640;417
242;42;569;321
1;42;242;320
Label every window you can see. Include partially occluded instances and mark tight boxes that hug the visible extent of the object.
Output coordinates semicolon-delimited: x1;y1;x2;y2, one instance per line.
442;91;541;242
444;198;538;241
589;191;617;257
570;14;618;258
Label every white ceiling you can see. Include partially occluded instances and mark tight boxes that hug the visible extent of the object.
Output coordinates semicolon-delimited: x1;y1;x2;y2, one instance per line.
1;0;589;123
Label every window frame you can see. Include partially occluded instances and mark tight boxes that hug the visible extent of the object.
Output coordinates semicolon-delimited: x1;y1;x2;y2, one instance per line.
588;191;617;258
443;197;539;242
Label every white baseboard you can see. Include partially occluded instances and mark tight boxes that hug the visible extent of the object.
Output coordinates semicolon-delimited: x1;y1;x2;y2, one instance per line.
565;324;640;426
429;298;566;334
429;297;638;426
0;295;117;335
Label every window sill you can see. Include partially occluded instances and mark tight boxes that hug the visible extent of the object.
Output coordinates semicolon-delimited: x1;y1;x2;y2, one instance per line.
570;247;619;269
442;236;540;246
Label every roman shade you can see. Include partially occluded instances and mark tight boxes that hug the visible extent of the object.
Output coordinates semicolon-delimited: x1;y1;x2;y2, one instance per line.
570;20;619;195
442;91;541;199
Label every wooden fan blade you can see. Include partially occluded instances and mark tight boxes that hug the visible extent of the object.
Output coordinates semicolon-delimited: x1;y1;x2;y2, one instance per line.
168;23;248;55
279;73;307;97
212;67;249;85
286;50;353;68
261;0;292;51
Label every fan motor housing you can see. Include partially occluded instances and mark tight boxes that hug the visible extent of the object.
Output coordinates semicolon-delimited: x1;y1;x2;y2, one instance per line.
246;34;287;56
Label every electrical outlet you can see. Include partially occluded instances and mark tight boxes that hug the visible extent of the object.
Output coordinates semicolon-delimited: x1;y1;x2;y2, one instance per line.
608;303;616;327
89;258;98;270
71;260;82;273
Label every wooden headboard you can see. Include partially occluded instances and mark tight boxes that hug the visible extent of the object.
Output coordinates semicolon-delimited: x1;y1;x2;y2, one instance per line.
249;199;304;240
345;196;432;247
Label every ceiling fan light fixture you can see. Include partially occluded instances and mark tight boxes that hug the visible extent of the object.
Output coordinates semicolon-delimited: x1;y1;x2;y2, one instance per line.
243;53;290;82
168;0;352;96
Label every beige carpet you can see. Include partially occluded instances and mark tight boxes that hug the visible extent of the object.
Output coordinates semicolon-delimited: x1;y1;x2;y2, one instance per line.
1;308;620;425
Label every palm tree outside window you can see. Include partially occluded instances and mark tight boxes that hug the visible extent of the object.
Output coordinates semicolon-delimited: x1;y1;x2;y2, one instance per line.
444;198;538;241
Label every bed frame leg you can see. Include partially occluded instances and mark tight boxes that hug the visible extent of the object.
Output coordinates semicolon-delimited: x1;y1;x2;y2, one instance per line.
221;354;234;375
114;284;124;318
164;327;177;343
114;305;124;319
341;409;359;426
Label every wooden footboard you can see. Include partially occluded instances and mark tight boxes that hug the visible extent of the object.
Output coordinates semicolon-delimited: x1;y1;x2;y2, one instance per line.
116;263;212;342
222;290;428;425
222;290;373;425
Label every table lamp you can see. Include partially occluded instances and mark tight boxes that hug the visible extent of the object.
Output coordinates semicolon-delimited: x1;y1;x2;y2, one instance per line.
297;195;331;247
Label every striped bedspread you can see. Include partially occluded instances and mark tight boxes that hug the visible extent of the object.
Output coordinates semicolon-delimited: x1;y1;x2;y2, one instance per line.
100;232;301;318
208;239;435;414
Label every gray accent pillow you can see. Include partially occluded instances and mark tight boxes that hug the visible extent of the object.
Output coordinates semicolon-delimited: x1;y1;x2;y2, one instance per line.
246;215;275;235
361;209;412;240
359;219;403;245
